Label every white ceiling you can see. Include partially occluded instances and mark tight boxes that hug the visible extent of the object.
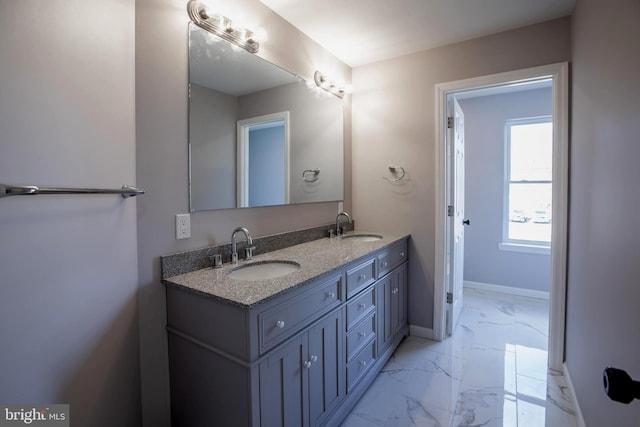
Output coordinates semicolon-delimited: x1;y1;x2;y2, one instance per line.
260;0;575;67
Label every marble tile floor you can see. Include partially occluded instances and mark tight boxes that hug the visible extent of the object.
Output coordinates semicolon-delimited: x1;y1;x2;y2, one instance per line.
341;288;578;427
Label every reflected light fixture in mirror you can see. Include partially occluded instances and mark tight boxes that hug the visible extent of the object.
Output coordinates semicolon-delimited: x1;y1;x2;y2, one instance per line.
187;0;264;53
314;71;351;98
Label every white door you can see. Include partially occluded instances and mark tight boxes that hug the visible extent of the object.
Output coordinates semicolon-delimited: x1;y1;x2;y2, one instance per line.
446;96;465;336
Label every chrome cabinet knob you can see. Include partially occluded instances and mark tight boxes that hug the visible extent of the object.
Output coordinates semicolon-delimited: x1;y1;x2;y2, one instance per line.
326;292;336;299
358;274;366;281
383;261;388;267
303;360;312;369
359;360;367;367
400;252;405;257
310;355;318;363
358;303;366;309
276;320;285;329
358;332;367;338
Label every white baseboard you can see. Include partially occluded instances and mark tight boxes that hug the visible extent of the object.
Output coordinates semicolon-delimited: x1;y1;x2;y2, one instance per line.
409;324;435;340
563;362;586;427
464;280;549;300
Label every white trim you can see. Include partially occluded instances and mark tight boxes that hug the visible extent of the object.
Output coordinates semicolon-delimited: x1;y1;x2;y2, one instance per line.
464;280;549;300
434;62;569;371
548;63;569;372
563;362;587;427
409;324;435;340
498;242;551;255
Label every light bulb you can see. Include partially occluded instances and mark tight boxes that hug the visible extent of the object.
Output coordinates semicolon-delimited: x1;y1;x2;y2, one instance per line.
253;28;267;43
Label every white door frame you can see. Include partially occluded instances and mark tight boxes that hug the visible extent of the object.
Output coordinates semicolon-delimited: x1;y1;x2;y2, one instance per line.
433;62;569;371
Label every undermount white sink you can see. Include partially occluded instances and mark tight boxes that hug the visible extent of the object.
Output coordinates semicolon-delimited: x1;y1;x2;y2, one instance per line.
340;234;383;242
229;260;300;281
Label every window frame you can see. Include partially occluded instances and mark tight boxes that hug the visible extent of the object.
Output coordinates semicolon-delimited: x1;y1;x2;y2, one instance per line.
500;115;553;254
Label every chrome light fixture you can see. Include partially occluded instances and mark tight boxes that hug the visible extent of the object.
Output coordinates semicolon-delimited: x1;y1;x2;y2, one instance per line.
187;0;261;53
314;71;350;99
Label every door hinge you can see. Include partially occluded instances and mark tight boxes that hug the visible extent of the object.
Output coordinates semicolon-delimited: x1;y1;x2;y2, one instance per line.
446;292;453;304
447;117;454;129
447;205;454;217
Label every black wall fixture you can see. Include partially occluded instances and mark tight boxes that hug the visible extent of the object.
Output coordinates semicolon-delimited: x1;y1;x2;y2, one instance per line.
603;367;640;404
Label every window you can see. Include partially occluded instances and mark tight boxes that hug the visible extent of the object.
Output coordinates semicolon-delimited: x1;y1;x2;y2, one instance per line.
501;117;552;252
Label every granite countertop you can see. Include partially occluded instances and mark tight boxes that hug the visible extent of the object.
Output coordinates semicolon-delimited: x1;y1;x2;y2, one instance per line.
162;231;408;308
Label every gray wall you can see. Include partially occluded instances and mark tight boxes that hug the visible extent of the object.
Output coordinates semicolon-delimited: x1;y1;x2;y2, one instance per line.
135;0;351;425
459;88;552;292
566;0;640;424
189;84;237;210
352;17;571;330
0;1;141;426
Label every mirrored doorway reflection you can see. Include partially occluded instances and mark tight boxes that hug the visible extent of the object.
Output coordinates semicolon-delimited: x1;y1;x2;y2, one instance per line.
237;111;290;207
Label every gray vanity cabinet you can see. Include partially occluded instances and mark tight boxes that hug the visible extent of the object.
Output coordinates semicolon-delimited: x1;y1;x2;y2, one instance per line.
166;272;345;427
259;308;344;427
165;236;409;427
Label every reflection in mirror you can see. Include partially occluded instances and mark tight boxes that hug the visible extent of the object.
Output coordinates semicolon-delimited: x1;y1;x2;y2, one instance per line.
188;23;344;211
237;112;290;207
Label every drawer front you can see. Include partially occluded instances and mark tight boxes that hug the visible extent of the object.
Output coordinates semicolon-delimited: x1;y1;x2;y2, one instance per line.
346;340;376;392
346;314;375;361
378;240;408;278
346;287;375;330
259;275;342;354
346;258;376;299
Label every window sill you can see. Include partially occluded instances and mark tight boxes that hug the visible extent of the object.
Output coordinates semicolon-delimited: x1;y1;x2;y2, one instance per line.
498;242;550;255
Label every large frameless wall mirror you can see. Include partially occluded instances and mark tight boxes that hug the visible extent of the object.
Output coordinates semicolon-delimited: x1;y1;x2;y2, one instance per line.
188;24;344;211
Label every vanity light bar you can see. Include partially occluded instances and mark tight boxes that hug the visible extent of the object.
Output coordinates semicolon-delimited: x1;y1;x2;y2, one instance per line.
187;0;260;53
314;71;350;99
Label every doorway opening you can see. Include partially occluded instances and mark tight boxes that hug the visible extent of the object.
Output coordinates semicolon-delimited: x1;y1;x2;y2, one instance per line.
434;63;569;371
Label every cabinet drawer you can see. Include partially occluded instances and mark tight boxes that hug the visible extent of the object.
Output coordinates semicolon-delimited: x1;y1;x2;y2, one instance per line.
346;287;375;330
259;275;342;354
346;314;375;361
346;258;376;298
378;241;407;277
346;339;376;392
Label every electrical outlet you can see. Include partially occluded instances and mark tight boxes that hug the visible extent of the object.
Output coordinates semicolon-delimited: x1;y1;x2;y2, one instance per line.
176;214;191;239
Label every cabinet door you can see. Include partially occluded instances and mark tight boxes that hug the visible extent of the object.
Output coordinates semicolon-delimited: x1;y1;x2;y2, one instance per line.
259;335;309;427
393;264;408;335
377;263;408;354
376;274;394;353
391;263;408;337
308;309;344;426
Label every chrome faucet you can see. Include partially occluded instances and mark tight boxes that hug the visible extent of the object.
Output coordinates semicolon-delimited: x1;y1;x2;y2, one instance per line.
335;212;352;236
231;226;255;264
